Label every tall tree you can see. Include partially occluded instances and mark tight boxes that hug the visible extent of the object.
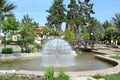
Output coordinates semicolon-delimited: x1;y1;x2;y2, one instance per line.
66;0;79;33
77;0;94;33
0;0;16;25
0;0;16;34
67;0;94;34
103;20;117;44
2;16;18;33
87;18;104;40
2;16;19;40
17;15;38;53
46;0;66;32
112;13;120;34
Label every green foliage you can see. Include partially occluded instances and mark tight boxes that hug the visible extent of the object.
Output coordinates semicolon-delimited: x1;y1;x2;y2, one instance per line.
17;15;38;53
2;48;13;54
110;54;120;60
56;70;70;80
2;17;19;33
83;33;90;40
45;66;55;80
88;18;105;40
6;39;12;44
46;0;66;31
113;13;120;33
0;0;17;23
117;38;120;45
43;27;60;36
67;0;94;33
64;28;75;40
93;74;120;80
0;75;34;80
93;74;103;79
35;43;43;52
35;44;43;49
102;20;118;43
45;66;69;80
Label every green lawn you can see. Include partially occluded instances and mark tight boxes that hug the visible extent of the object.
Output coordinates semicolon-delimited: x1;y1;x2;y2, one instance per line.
93;74;120;80
110;54;120;60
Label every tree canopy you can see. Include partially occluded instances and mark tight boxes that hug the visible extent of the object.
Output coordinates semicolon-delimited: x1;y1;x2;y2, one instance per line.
46;0;66;32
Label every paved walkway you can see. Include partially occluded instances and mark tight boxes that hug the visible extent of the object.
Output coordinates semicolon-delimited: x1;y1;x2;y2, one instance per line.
93;44;120;55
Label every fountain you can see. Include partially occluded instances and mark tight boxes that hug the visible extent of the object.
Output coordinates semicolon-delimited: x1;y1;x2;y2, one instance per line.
41;38;75;66
0;38;114;72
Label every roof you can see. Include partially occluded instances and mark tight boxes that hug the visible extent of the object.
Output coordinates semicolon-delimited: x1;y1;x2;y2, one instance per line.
37;26;44;29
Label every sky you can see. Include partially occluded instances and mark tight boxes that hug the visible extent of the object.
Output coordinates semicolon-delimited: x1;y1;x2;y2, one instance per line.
9;0;120;27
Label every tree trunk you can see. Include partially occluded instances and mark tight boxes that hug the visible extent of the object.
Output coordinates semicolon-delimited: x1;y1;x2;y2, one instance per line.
71;25;74;33
65;23;68;31
57;23;62;32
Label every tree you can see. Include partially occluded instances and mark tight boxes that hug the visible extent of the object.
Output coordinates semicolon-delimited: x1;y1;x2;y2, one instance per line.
0;0;17;25
103;20;117;44
77;0;94;33
66;0;79;33
2;16;19;43
87;18;105;40
2;16;19;34
112;13;120;34
17;15;38;53
66;0;94;35
43;27;60;37
0;0;17;36
46;0;66;32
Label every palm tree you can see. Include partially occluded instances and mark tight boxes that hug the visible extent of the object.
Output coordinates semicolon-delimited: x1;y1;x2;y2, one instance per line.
112;13;120;33
103;20;117;44
18;15;38;53
0;0;17;29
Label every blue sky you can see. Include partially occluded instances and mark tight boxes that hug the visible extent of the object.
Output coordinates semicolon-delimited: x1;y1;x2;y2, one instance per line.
9;0;120;26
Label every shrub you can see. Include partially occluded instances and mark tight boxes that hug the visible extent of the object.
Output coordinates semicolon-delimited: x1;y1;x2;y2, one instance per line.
2;48;13;54
64;28;75;40
83;33;90;40
93;74;103;79
6;39;12;44
56;70;70;80
45;66;55;80
35;44;43;51
45;66;69;80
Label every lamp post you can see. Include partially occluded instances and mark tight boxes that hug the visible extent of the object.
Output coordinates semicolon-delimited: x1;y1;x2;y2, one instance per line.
4;32;7;49
90;33;95;49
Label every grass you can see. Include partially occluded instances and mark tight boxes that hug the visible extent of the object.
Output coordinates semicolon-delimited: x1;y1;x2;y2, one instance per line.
93;74;120;80
110;54;120;60
93;53;120;80
0;75;34;80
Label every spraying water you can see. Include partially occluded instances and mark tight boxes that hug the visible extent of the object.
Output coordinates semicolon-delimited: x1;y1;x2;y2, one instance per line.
41;38;75;66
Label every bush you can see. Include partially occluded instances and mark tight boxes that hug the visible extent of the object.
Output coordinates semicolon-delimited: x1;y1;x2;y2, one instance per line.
2;48;13;54
93;74;103;79
64;28;75;40
35;44;43;51
45;66;55;80
56;70;70;80
83;33;90;40
45;66;69;80
117;38;120;45
6;39;12;44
